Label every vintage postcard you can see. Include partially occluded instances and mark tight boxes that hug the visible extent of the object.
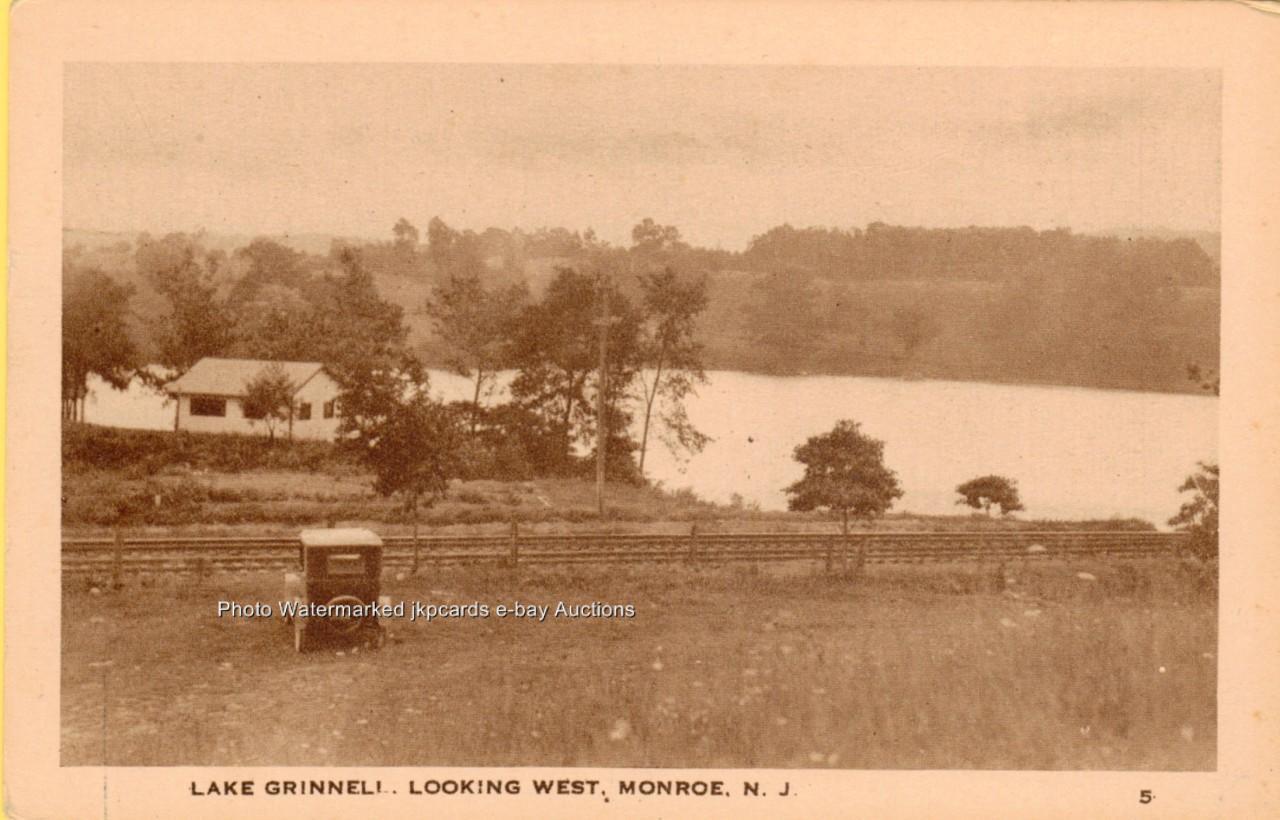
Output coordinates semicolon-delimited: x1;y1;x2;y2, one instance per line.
7;0;1280;817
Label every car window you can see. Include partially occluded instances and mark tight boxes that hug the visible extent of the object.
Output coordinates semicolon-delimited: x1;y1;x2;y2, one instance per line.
325;552;365;576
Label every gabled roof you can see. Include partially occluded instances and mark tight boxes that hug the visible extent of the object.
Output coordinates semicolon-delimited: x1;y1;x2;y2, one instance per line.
165;358;327;397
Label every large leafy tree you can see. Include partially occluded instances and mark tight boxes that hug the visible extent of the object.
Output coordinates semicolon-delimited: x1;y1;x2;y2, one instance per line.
310;247;414;383
785;420;903;575
62;263;138;422
135;232;234;371
228;283;316;361
955;475;1025;516
425;274;528;435
285;248;430;459
509;266;642;474
349;389;463;572
634;266;710;476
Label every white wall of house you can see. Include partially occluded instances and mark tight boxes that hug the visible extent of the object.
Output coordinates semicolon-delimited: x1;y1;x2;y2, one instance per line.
288;371;343;441
173;370;342;441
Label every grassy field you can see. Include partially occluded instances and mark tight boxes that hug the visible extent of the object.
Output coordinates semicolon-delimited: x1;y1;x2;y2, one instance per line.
62;558;1215;769
63;463;1155;536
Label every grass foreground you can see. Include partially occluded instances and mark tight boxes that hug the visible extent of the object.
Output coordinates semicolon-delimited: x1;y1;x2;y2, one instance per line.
62;558;1215;769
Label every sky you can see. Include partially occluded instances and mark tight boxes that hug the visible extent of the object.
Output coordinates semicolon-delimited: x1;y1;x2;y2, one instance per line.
64;64;1221;250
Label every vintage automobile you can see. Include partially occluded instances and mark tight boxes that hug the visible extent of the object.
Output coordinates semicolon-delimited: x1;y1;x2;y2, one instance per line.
285;528;390;652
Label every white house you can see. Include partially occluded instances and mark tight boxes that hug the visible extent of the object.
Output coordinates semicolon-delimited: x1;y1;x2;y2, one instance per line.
165;358;342;441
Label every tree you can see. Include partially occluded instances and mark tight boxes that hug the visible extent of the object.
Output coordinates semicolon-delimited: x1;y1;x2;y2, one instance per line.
426;216;458;268
228;237;308;304
62;263;138;422
309;247;413;384
240;364;296;443
509;266;642;473
1174;365;1218;560
136;232;235;370
634;267;711;476
955;475;1025;516
351;390;463;572
393;218;420;250
1170;462;1218;560
228;283;316;361
630;218;689;264
785;420;903;576
425;274;528;435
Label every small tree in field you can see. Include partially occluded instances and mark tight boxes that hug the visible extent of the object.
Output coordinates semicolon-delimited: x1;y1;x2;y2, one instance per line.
1170;461;1218;561
785;420;903;578
357;393;463;573
955;475;1025;517
241;365;296;443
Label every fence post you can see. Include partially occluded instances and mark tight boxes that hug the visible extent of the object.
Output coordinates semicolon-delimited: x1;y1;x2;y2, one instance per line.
509;520;519;570
411;515;421;576
112;527;124;590
688;524;698;565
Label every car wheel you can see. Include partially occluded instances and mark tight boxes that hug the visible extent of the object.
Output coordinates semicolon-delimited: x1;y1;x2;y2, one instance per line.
326;595;366;636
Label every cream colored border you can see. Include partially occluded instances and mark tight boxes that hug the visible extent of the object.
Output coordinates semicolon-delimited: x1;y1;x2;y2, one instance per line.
8;1;1280;817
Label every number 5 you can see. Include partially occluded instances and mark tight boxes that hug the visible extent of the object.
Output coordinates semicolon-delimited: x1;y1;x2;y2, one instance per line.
1139;790;1154;804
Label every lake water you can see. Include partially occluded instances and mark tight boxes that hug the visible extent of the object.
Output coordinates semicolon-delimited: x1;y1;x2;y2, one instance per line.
82;370;1217;527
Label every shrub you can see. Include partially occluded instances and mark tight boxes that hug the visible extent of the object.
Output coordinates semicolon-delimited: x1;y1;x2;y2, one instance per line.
63;423;348;473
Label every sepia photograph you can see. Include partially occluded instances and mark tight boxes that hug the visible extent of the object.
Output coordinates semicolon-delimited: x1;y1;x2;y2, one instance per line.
7;1;1280;817
58;63;1221;770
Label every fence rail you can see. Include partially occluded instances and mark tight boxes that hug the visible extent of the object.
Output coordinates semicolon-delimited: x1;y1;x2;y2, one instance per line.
63;529;1188;580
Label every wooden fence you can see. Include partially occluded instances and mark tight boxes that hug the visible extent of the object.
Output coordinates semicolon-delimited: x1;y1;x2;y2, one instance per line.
63;528;1188;583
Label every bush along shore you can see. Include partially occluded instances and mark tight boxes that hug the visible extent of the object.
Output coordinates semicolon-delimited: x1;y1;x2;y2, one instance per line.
63;424;1156;535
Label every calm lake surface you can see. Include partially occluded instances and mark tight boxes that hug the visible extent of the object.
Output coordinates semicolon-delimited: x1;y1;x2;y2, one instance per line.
83;370;1217;527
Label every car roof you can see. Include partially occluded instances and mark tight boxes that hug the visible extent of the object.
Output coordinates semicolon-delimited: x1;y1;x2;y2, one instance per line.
299;528;384;547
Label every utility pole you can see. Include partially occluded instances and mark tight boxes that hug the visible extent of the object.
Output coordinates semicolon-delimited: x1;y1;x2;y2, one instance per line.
593;272;610;517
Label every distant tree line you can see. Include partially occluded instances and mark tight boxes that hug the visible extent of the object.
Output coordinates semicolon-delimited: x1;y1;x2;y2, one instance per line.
737;223;1218;286
64;216;1220;394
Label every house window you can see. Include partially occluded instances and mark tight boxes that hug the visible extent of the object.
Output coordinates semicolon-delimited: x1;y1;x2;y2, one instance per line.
323;400;336;419
189;396;227;417
297;402;312;421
